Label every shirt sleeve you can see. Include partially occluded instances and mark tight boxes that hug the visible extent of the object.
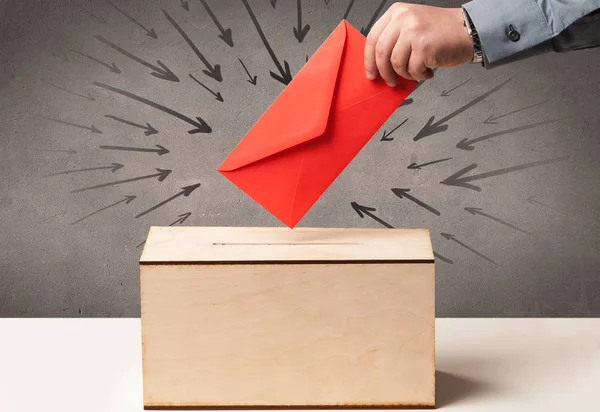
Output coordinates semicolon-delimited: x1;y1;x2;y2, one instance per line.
461;0;600;66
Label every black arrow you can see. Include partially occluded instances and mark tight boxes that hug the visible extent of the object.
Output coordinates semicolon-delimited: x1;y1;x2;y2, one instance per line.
531;140;567;153
433;252;454;264
93;82;211;134
94;36;178;82
484;99;551;124
351;202;452;264
293;0;310;43
324;0;331;5
360;0;387;35
351;202;393;228
104;115;158;136
239;58;257;85
380;119;407;141
137;212;192;248
392;188;441;216
27;147;77;155
41;79;94;101
107;1;157;39
414;76;514;141
526;196;564;214
441;78;471;96
441;233;498;266
44;163;123;177
343;0;356;19
99;144;169;156
162;9;222;82
52;51;69;62
71;48;121;73
198;0;234;47
189;74;224;102
71;195;135;225
81;7;105;24
440;156;569;191
71;169;171;193
241;0;292;85
457;119;559;151
408;157;452;170
465;207;530;235
181;0;190;11
136;184;201;218
41;116;102;134
269;0;277;8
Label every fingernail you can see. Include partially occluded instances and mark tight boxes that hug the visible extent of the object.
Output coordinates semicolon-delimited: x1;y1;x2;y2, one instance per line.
387;80;397;87
366;71;375;80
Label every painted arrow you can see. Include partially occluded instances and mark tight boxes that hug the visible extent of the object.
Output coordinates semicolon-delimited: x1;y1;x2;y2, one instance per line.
380;119;407;141
399;69;438;107
52;51;69;62
414;76;514;141
135;184;201;218
41;79;94;101
70;48;120;73
361;0;387;35
293;0;310;43
407;157;452;170
269;0;277;7
94;35;178;82
351;202;393;228
440;156;569;191
180;0;190;11
241;0;292;85
324;0;331;5
93;82;211;134
392;188;441;216
99;145;169;156
104;115;158;136
71;195;135;225
198;0;234;47
137;212;192;248
456;119;559;151
526;196;564;214
484;99;551;124
162;9;222;82
465;207;530;235
352;202;453;264
189;74;224;102
41;116;102;134
239;58;257;85
107;1;157;39
44;163;123;177
27;147;77;155
343;0;355;19
71;168;171;193
441;78;471;96
441;233;498;266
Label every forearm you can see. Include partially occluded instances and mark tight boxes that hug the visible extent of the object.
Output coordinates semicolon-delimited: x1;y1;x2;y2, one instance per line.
462;0;600;68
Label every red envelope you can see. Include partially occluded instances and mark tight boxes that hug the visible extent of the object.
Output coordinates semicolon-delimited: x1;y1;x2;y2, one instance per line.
218;20;417;228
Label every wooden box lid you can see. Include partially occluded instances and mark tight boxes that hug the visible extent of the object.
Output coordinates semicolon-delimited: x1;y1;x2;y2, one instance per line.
139;226;434;264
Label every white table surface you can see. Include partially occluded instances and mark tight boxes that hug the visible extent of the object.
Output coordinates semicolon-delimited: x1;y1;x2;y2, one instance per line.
0;318;599;411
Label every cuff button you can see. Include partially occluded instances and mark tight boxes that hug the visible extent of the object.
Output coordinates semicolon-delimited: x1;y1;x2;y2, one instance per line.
507;24;520;42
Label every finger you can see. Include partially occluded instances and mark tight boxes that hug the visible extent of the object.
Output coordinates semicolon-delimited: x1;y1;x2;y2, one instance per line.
407;53;432;81
390;35;413;81
375;23;402;86
364;13;391;80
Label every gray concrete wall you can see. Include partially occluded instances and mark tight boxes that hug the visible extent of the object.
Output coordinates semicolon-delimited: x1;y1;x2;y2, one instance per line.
1;0;599;317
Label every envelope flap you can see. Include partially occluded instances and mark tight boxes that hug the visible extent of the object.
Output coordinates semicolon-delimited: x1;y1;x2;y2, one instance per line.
218;21;347;172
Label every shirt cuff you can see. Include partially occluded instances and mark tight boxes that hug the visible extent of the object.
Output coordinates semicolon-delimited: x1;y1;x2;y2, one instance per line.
462;0;552;65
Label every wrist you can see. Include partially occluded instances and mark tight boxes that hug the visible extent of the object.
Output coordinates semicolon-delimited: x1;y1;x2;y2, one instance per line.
460;7;483;64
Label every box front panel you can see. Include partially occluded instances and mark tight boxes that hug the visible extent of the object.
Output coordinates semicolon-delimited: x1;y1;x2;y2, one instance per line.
140;263;434;407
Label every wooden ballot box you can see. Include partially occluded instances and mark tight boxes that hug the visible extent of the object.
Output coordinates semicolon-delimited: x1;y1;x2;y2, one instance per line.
139;226;436;409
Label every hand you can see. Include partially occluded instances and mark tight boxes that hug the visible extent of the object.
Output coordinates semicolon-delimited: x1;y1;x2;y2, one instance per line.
364;3;475;85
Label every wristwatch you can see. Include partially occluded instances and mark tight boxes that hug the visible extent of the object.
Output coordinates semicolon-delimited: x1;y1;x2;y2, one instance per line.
461;8;484;64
